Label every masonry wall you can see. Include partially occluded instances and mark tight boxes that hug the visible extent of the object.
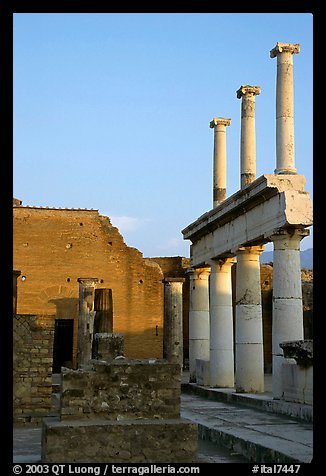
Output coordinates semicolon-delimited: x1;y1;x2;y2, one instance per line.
13;314;55;424
13;205;164;365
60;360;181;421
42;359;198;463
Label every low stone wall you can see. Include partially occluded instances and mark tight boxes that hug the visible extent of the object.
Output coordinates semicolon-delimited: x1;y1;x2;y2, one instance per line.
13;314;55;425
42;418;198;463
60;359;181;420
42;358;197;463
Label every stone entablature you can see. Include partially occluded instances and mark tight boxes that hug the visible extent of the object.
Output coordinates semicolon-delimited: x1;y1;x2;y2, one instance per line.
182;173;312;267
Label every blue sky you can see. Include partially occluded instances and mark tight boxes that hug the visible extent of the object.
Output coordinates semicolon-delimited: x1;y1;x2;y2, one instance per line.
13;13;313;257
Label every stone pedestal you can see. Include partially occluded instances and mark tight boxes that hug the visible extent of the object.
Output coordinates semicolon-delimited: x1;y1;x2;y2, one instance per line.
92;332;124;361
279;339;313;405
209;258;235;387
188;267;210;382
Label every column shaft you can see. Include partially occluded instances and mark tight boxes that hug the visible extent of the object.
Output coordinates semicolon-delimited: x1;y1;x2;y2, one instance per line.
270;42;300;174
271;229;308;398
188;268;210;382
237;85;260;188
163;278;185;371
210;118;231;207
209;258;235;387
77;278;99;368
235;247;264;393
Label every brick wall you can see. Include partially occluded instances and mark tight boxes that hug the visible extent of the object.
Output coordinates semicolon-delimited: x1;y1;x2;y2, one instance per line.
13;206;164;362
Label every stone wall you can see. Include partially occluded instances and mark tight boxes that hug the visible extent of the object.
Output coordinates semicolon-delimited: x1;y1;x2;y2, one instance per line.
42;418;198;463
42;359;198;463
60;360;181;421
13;314;55;424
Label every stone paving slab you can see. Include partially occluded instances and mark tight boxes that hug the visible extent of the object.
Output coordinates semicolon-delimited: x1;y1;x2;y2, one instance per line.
181;393;313;464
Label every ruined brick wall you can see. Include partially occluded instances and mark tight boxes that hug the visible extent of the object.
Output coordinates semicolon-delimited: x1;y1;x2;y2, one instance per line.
13;314;55;424
60;360;181;421
13;205;164;363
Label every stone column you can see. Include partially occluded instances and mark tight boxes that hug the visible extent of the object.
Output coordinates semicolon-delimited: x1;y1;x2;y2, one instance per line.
163;278;185;371
235;246;265;393
188;267;210;382
77;277;99;368
236;85;260;188
13;270;21;315
271;228;308;398
210;117;231;207
209;258;235;387
94;288;113;334
270;42;300;174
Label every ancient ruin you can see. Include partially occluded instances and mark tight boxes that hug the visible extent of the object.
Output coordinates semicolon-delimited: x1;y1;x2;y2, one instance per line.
13;41;313;464
41;334;197;463
182;42;313;399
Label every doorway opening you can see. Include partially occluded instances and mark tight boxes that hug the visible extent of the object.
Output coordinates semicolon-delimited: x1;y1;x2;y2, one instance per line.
52;319;74;373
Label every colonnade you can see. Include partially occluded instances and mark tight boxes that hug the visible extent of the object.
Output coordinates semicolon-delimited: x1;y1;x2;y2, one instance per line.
186;43;309;398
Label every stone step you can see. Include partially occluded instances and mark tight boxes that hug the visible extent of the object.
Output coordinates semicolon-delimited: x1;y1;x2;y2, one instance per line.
181;392;313;464
182;382;313;422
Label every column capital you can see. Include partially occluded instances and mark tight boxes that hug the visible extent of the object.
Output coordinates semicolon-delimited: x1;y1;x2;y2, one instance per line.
270;228;309;249
236;85;261;99
270;42;300;58
210;257;237;268
187;267;211;279
210;117;231;128
237;245;265;256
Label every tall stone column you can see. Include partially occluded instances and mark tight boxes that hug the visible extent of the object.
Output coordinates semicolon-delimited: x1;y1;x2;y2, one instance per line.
77;277;99;368
209;258;235;387
270;42;300;174
236;85;260;188
188;267;210;382
235;246;265;393
271;228;308;398
13;270;21;315
163;278;185;371
209;117;231;207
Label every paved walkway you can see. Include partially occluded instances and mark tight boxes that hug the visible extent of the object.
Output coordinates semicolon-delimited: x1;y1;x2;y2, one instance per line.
181;392;313;464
